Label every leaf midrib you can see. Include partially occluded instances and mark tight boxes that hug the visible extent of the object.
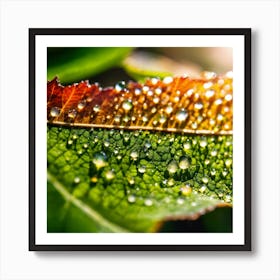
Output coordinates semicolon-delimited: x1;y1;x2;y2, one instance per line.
47;171;130;233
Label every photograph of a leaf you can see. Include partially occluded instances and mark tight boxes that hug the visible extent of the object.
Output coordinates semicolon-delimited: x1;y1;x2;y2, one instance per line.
47;51;233;233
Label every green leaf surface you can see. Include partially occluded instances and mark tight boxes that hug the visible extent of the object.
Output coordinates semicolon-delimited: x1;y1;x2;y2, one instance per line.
47;47;133;84
47;125;232;233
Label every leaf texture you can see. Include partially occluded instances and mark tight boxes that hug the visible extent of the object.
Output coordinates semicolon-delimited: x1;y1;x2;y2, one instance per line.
47;73;233;135
47;73;233;233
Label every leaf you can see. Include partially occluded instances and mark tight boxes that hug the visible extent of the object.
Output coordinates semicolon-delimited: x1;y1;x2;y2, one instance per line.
47;74;233;232
47;47;133;84
47;73;233;135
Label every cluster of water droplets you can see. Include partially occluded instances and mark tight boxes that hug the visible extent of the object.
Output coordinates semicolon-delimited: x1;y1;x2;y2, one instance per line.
48;74;232;135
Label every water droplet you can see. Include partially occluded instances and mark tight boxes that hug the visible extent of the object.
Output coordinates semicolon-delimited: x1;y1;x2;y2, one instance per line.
191;122;198;130
122;100;133;111
209;119;216;126
205;159;210;165
144;199;153;206
128;177;135;185
74;177;80;184
179;156;190;170
91;176;98;183
155;88;162;95
93;104;100;112
199;138;207;148
159;115;167;124
225;195;232;203
144;141;151;150
202;177;209;184
92;152;108;170
151;77;159;85
203;71;216;80
77;100;86;111
167;178;175;187
203;81;213;89
165;105;173;114
205;89;215;98
105;170;115;181
183;142;191;150
173;96;180;102
115;81;126;92
199;185;207;193
151;107;157;114
225;159;232;167
222;169;228;177
217;114;224;121
142;86;149;93
153;96;160;104
163;76;173;84
194;102;203;110
128;194;136;203
210;169;216;176
177;198;184;205
138;165;146;174
114;115;121;123
139;115;147;123
50;107;60;117
121;115;129;123
211;149;217;157
167;160;178;174
86;95;93;102
176;109;188;122
215;99;223;105
130;151;139;161
134;88;141;95
225;94;232;101
104;140;110;147
180;184;192;196
68;109;77;119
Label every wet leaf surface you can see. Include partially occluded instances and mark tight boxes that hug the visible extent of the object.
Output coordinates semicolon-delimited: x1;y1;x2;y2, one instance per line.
47;74;233;232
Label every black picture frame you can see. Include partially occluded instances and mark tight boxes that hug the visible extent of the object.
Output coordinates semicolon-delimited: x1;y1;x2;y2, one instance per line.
29;28;251;251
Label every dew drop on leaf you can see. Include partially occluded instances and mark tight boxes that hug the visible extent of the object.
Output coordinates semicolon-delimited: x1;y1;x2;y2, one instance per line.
202;177;209;184
167;160;178;174
92;152;108;170
77;100;86;111
175;109;188;122
128;194;136;203
50;107;60;117
130;151;139;161
122;100;133;111
138;165;146;174
115;81;126;92
74;177;80;184
165;105;173;114
194;102;203;110
105;170;115;181
68;109;77;119
144;198;153;206
93;104;100;112
179;156;190;170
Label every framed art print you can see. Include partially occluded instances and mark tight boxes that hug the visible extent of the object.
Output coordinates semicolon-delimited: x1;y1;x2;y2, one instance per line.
29;28;251;251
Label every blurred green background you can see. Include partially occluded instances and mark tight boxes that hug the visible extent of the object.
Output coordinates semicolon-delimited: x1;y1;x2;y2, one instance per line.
47;47;232;86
